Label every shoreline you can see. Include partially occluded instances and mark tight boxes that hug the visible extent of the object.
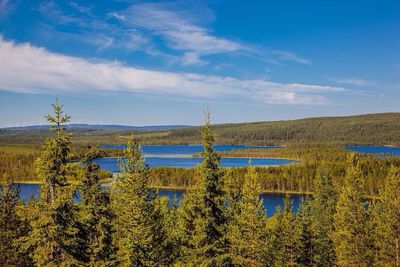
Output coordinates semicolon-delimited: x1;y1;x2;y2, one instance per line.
11;182;379;199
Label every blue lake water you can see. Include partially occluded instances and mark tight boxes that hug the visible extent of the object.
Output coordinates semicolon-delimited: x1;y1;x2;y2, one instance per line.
99;144;281;155
345;146;400;157
94;157;295;171
15;184;302;217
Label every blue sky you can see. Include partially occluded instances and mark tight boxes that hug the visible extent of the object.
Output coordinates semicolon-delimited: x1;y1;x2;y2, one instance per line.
0;0;399;126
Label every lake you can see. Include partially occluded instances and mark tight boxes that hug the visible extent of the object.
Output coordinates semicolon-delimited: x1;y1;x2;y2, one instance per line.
94;157;296;171
99;144;282;155
345;145;400;157
16;184;303;217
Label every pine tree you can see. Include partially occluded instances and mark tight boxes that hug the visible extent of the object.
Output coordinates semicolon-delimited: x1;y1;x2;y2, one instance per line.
332;154;371;266
272;196;299;267
0;175;33;266
112;137;172;266
374;166;400;266
295;198;315;267
39;98;72;204
176;166;204;263
224;168;243;221
183;110;230;266
227;165;269;266
79;152;118;266
19;99;86;266
312;173;337;266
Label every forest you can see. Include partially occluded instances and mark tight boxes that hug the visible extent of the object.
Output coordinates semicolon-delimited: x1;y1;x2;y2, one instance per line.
1;112;400;146
1;101;400;266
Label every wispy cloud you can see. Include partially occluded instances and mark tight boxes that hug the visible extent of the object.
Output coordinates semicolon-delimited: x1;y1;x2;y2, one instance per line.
107;11;126;21
332;77;372;86
70;2;93;16
122;2;311;66
35;1;311;67
0;37;344;105
272;50;312;65
37;1;163;57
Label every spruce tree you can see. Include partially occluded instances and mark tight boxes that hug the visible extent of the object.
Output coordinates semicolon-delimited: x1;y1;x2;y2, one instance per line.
79;152;118;266
332;154;371;266
19;99;85;266
194;111;230;265
374;166;400;266
295;198;315;267
272;196;299;267
112;137;172;266
176;165;204;263
312;173;337;266
0;175;32;266
227;165;269;266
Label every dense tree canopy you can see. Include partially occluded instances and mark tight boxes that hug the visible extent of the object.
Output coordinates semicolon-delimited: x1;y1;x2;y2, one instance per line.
1;102;400;266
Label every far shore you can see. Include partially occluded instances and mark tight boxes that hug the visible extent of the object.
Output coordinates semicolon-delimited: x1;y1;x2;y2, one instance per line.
12;181;380;199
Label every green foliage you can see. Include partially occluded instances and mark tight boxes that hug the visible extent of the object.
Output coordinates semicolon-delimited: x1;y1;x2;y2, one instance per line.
112;137;173;266
19;100;85;266
227;165;269;266
179;112;230;266
332;154;372;266
3;103;400;266
0;175;32;266
79;160;118;266
373;166;400;266
311;173;337;266
151;112;400;145
294;198;315;267
272;196;299;266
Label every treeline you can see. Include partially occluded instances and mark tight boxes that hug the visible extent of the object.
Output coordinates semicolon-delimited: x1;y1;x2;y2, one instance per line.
162;112;400;145
148;143;400;196
2;141;399;197
1;112;400;146
0;144;108;182
2;102;400;266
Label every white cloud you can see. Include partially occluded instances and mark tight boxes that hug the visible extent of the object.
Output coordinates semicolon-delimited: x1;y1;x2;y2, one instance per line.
332;78;371;86
34;1;311;67
0;38;344;105
70;2;93;16
272;50;312;65
107;12;126;21
123;2;311;66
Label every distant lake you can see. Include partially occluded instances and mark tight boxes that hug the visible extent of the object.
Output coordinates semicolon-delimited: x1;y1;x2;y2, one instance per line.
93;157;295;171
15;184;302;217
345;146;400;157
99;144;282;155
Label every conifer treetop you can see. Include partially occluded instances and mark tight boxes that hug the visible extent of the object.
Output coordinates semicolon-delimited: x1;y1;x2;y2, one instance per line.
45;98;71;134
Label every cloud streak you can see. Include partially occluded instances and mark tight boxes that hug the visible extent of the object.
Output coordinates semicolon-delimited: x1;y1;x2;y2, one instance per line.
122;2;311;66
36;1;311;67
332;78;372;86
0;38;344;105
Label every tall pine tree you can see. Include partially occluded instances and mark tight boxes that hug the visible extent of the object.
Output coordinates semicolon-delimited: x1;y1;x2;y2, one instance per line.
227;165;269;266
179;110;230;266
79;150;118;266
0;175;32;266
294;198;315;267
272;196;299;267
112;137;172;266
312;173;337;266
332;154;371;266
19;99;85;266
374;166;400;266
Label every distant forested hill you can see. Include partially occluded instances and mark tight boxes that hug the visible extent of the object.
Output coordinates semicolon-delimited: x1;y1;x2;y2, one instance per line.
0;113;399;145
159;112;400;145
